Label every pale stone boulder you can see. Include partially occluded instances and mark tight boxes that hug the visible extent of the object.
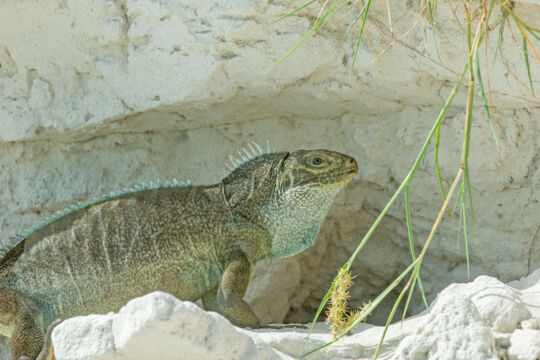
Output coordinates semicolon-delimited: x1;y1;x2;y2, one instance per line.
43;270;540;360
52;315;116;360
508;329;540;360
52;292;289;360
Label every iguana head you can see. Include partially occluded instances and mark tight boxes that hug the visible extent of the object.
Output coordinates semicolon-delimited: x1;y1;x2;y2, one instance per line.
223;147;358;259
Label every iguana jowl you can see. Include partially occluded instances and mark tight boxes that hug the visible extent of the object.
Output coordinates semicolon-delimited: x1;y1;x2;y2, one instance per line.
0;145;358;359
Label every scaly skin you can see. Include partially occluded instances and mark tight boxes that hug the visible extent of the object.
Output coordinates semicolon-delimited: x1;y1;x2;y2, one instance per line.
0;148;358;359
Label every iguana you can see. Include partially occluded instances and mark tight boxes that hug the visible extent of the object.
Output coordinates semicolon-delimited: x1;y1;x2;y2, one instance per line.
0;144;358;359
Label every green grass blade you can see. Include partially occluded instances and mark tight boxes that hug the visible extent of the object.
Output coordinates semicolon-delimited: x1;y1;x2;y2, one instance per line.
493;5;505;65
465;166;481;261
342;62;468;272
475;48;504;155
375;274;414;359
401;269;420;323
452;182;465;215
307;62;469;337
405;185;429;312
428;1;442;62
457;189;463;248
461;198;470;279
405;185;415;261
270;0;340;70
502;2;540;38
341;2;369;42
415;270;429;310
302;259;420;358
317;0;352;33
434;121;446;200
522;36;536;96
500;1;540;46
486;0;496;23
265;0;317;26
306;281;334;339
350;0;372;71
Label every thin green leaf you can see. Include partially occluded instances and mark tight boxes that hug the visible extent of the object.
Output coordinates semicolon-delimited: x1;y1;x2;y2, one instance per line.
486;0;496;24
313;167;465;360
404;184;429;313
318;0;353;33
341;2;369;42
401;270;419;323
452;182;465;215
502;2;540;39
375;274;414;359
375;167;466;358
307;281;334;340
351;0;372;71
522;36;536;96
265;0;317;26
270;0;340;70
428;1;442;62
462;199;471;279
302;259;421;358
457;189;463;248
465;166;481;260
307;62;469;337
475;48;504;156
434;121;446;199
493;5;504;65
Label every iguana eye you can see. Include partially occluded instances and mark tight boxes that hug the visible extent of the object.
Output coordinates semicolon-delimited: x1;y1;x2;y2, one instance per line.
311;157;325;166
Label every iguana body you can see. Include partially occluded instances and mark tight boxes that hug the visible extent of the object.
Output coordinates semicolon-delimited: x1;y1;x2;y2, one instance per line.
0;146;358;359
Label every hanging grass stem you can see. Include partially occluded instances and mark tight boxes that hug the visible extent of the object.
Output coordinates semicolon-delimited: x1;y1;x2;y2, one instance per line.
306;61;469;339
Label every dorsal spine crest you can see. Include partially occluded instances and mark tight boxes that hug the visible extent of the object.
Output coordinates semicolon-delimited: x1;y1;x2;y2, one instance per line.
223;141;274;177
1;178;195;255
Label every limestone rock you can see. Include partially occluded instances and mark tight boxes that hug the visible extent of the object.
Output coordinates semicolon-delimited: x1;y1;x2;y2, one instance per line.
508;329;540;360
37;271;539;360
52;291;288;360
394;294;498;360
52;315;116;360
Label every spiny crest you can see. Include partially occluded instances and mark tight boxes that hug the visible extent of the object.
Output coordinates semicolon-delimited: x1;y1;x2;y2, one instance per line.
1;177;194;256
222;141;274;177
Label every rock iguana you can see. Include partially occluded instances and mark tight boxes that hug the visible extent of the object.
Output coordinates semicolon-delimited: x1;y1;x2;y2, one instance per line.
0;144;358;359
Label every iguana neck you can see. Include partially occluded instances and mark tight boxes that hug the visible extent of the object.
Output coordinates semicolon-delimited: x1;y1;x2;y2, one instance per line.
260;190;338;258
221;151;346;259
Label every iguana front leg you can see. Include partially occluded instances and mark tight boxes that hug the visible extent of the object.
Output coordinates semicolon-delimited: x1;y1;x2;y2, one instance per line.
202;252;260;328
0;289;44;360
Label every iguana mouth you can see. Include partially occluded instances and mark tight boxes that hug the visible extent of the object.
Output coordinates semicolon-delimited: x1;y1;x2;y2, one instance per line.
295;169;357;187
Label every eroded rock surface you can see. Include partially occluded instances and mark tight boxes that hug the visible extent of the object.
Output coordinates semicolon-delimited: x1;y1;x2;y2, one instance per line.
0;270;532;360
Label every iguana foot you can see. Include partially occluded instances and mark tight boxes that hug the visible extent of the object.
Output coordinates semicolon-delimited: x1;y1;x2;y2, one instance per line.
202;286;261;329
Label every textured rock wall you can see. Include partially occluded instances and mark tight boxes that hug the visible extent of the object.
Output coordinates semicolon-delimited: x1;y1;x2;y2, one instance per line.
0;0;539;325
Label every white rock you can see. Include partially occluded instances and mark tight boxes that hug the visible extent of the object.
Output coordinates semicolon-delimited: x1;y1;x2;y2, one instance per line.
52;291;288;360
394;295;498;360
436;276;531;333
508;329;540;360
52;314;116;360
113;291;285;360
